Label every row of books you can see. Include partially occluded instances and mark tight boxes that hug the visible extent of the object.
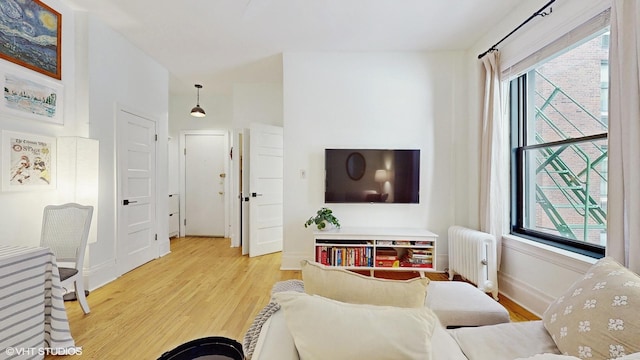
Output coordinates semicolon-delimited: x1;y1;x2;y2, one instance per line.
316;246;374;267
315;246;434;268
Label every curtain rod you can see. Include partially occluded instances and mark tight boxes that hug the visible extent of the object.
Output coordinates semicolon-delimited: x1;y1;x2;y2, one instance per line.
478;0;556;59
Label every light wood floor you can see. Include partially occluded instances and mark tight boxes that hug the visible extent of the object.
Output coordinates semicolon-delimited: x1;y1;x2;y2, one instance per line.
50;237;537;359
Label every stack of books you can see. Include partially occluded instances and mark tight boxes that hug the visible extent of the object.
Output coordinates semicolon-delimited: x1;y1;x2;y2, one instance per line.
375;248;399;267
400;248;433;268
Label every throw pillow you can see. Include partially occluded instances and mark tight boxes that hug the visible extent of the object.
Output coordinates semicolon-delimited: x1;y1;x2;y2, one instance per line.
301;260;429;308
273;291;436;360
542;257;640;359
515;355;580;360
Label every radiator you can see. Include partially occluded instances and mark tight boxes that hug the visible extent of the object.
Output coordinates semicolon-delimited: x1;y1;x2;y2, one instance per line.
447;226;499;300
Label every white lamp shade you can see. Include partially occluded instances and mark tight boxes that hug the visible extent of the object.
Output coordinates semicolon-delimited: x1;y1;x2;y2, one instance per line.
57;137;99;244
374;169;388;183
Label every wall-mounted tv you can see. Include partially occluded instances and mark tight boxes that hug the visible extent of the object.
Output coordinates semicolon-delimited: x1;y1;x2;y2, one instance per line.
325;149;420;204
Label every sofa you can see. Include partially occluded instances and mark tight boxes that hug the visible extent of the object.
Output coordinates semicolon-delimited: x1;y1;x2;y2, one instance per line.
244;257;640;360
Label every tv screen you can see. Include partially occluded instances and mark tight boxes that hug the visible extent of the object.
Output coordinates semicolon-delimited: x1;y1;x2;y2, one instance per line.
325;149;420;203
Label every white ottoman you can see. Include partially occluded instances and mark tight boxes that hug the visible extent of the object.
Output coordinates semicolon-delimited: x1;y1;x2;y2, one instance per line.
426;281;510;328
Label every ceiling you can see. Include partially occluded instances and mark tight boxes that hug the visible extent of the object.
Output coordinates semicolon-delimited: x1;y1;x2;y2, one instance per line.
65;0;525;95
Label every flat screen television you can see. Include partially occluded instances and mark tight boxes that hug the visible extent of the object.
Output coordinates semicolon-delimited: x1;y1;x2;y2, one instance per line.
325;149;420;203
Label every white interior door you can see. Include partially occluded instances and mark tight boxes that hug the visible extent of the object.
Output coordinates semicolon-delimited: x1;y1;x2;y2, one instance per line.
117;108;157;274
230;129;250;254
249;123;283;257
241;129;250;255
184;133;226;236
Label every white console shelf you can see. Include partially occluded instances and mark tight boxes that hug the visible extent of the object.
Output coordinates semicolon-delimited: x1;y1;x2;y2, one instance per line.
313;227;438;275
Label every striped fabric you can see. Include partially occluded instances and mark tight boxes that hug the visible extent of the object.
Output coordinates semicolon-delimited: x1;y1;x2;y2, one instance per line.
0;245;75;359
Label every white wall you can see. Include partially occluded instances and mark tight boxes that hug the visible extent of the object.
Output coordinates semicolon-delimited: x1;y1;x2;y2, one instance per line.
167;93;233;194
83;14;170;289
466;0;611;316
0;0;78;247
232;83;283;128
282;51;467;270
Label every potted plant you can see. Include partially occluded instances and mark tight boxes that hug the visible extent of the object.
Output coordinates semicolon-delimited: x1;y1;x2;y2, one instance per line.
304;207;341;230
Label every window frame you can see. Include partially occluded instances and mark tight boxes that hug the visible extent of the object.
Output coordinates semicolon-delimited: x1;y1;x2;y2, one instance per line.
510;73;607;259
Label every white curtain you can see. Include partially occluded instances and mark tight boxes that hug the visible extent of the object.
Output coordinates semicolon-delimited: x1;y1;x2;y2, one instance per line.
479;51;509;269
607;0;640;274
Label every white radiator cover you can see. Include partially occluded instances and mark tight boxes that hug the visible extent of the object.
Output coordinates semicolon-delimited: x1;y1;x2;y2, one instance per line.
448;226;499;300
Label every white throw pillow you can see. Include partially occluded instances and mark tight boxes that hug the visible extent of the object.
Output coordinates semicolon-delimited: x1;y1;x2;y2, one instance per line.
301;260;429;308
273;291;436;360
616;354;640;360
542;257;640;359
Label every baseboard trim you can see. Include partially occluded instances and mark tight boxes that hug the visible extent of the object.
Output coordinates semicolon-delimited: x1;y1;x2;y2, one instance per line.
281;252;307;270
84;259;118;291
498;271;554;318
159;244;171;257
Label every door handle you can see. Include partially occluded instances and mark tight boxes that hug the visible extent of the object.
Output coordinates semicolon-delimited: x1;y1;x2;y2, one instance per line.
251;192;263;197
219;191;224;195
123;199;138;205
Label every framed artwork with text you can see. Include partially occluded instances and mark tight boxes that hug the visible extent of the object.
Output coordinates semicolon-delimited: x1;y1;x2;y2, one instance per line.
2;130;56;191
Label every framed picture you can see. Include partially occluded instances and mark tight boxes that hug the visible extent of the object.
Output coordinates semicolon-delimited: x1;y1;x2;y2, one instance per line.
0;64;64;125
0;0;61;80
2;130;56;191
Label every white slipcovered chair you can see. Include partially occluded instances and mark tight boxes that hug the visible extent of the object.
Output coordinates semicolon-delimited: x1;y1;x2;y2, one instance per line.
40;203;93;314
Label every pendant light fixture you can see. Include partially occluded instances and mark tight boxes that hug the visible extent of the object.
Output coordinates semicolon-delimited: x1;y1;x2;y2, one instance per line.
190;84;206;117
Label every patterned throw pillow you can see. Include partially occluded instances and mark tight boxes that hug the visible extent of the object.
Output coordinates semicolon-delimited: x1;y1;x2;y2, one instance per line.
542;257;640;359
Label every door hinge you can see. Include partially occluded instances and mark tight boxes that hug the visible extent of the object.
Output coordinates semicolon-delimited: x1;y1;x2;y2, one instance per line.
184;148;186;155
155;134;158;141
155;234;158;241
184;219;187;226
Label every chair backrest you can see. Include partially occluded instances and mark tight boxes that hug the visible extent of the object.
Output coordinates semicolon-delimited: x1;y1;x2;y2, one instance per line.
40;203;93;266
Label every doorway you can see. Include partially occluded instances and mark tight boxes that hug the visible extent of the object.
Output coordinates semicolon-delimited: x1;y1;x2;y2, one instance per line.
180;131;229;237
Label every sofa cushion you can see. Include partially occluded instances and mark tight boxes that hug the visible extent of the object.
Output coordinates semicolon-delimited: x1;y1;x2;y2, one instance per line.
273;291;436;360
301;260;429;308
450;321;560;360
426;281;510;327
542;257;640;359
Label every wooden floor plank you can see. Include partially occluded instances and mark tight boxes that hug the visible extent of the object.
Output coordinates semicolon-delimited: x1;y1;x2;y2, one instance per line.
49;237;536;359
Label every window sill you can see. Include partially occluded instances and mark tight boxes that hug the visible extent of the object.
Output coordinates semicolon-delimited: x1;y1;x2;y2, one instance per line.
502;234;597;273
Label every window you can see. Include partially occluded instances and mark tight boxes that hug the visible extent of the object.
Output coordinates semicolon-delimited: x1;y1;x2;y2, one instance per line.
510;29;609;257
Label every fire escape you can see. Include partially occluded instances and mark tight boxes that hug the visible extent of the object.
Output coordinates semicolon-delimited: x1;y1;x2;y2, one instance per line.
533;71;607;242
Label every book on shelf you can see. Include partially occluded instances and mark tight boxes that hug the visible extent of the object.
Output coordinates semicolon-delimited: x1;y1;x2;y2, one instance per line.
375;255;398;261
376;248;398;259
407;249;433;258
393;240;412;246
317;246;329;265
376;259;400;267
399;261;433;268
414;241;433;246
